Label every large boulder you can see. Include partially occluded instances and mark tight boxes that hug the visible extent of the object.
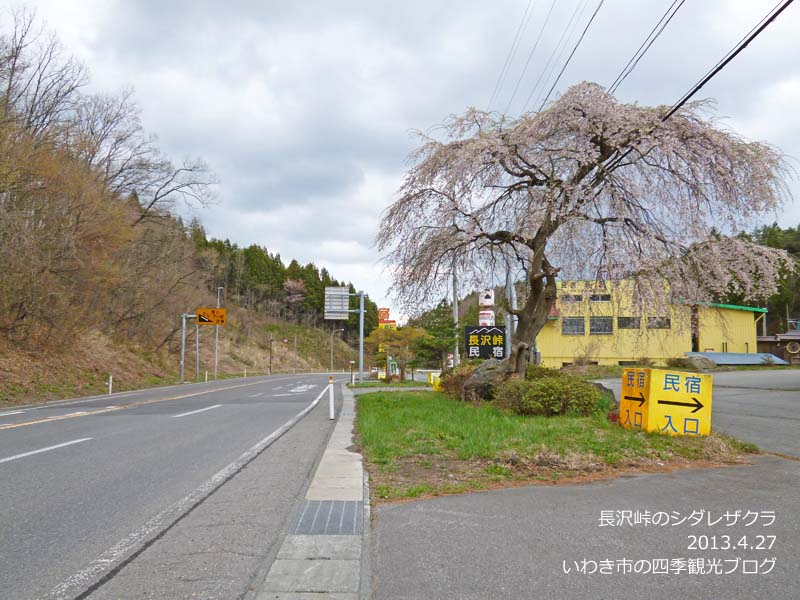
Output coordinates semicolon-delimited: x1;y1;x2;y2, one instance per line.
685;355;716;370
463;359;509;401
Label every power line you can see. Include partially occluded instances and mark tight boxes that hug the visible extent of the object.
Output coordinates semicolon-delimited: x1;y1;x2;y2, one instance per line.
502;0;558;115
602;0;794;177
607;0;687;95
518;0;587;114
663;0;793;120
487;0;535;111
538;0;606;111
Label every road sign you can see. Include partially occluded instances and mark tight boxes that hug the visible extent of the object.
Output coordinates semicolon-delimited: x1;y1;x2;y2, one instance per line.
479;289;495;307
620;368;713;436
324;286;350;320
478;310;495;326
465;326;506;359
196;308;226;326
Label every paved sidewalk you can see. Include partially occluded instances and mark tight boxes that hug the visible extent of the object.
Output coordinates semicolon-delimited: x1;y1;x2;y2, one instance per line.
371;455;800;600
257;385;368;599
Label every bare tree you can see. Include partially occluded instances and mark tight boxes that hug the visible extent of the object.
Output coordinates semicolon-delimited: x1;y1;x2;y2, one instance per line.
378;82;793;375
0;7;86;136
68;90;217;223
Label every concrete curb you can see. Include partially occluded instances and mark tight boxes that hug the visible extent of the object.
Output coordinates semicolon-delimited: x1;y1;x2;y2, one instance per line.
256;384;367;599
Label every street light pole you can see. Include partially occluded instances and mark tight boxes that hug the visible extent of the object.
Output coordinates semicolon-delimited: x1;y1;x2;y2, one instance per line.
358;291;365;383
330;328;344;373
214;286;223;380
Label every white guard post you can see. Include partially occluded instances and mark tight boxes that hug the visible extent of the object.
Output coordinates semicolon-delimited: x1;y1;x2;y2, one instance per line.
329;375;335;420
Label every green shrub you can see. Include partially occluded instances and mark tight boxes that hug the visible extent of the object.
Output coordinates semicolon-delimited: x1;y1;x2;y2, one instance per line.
440;363;479;399
495;375;602;417
525;365;566;380
493;378;530;413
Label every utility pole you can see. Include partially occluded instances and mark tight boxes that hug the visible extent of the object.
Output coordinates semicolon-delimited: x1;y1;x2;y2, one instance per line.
452;252;460;367
195;319;200;382
358;291;365;383
214;286;223;379
294;335;297;374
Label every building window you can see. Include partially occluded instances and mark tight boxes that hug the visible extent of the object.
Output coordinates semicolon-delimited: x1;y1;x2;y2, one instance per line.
589;294;611;302
647;317;671;329
562;317;585;335
590;317;613;335
561;294;582;302
618;317;641;329
722;342;728;352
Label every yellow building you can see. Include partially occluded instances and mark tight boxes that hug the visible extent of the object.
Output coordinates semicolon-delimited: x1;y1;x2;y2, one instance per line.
535;280;765;368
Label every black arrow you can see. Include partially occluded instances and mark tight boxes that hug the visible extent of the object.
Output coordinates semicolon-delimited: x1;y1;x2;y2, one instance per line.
657;397;704;413
623;392;646;407
198;314;211;322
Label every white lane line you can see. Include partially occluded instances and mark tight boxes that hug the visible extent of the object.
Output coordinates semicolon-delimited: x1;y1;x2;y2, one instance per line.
0;438;92;465
0;410;25;417
249;392;263;398
48;386;328;600
270;393;294;397
171;404;222;419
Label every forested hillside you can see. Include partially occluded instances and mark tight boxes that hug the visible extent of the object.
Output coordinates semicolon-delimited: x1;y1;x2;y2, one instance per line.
0;11;376;404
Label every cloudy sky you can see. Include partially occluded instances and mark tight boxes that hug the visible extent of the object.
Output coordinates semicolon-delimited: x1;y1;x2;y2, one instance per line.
8;0;800;308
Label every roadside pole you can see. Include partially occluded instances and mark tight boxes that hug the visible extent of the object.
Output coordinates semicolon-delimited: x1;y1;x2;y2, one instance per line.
195;320;200;382
358;291;365;383
214;286;223;379
329;375;335;420
269;337;274;376
179;313;196;382
452;257;460;367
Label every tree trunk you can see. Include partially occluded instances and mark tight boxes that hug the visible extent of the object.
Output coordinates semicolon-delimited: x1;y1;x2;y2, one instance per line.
507;256;558;376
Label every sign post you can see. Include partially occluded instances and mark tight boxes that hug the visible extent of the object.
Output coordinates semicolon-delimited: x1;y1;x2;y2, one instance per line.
325;287;366;384
464;326;507;360
328;375;335;420
620;368;713;436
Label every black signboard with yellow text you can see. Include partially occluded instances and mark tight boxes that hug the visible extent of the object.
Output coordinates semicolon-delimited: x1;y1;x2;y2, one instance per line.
465;326;506;360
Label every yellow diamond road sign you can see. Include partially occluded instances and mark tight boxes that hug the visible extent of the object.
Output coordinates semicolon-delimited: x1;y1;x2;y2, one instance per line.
196;308;227;326
620;368;713;436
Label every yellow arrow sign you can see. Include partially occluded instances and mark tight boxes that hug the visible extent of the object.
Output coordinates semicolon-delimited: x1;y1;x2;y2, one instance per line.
196;307;227;326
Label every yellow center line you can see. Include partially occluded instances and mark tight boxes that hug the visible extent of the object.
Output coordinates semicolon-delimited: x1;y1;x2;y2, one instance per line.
0;380;270;431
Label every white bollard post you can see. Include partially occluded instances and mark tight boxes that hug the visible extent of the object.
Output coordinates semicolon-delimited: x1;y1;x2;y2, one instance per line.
108;374;113;395
205;371;208;382
329;375;335;420
244;368;247;378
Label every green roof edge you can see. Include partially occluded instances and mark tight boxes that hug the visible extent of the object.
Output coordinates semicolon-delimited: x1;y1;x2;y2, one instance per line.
706;302;767;314
674;298;767;313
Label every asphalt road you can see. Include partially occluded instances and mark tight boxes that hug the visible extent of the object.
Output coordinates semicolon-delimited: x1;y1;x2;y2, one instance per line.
0;373;340;600
600;369;800;456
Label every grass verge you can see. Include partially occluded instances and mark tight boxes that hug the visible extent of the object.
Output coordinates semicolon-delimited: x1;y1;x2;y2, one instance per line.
356;391;758;503
349;380;431;388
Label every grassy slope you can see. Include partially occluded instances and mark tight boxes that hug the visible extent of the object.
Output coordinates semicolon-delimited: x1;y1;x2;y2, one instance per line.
357;391;757;501
0;311;357;407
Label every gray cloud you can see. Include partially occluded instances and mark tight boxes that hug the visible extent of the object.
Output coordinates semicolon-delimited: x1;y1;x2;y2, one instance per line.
17;0;800;307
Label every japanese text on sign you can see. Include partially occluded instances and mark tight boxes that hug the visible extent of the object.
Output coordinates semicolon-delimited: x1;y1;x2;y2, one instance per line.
464;326;505;359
